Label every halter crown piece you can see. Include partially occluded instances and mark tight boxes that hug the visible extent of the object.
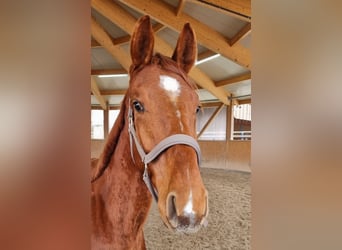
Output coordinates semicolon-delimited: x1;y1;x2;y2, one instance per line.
128;105;201;203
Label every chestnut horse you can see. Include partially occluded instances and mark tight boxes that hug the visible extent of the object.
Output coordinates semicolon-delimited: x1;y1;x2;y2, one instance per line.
91;16;208;249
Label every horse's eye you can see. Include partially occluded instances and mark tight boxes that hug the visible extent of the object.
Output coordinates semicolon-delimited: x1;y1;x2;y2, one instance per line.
133;100;144;112
196;105;201;114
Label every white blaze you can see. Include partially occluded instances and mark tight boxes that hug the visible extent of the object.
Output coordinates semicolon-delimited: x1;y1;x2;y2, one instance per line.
183;190;194;214
160;75;183;131
183;169;194;214
159;75;181;99
175;110;184;131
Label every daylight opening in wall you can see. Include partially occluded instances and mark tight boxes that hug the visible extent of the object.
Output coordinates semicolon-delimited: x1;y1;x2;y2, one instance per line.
109;110;120;130
231;104;251;141
91;110;104;139
196;106;227;141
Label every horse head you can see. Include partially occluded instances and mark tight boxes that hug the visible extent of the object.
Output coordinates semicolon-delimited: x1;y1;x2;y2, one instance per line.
127;16;208;233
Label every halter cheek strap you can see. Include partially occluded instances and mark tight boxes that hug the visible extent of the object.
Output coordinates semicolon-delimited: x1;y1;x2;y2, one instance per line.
128;106;201;203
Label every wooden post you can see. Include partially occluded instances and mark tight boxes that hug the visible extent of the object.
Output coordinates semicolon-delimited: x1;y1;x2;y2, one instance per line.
103;102;109;138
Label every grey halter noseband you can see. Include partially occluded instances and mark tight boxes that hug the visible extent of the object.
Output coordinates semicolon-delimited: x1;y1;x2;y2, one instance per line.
128;106;201;203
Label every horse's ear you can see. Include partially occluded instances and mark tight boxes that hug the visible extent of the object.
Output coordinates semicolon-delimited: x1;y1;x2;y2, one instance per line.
130;15;154;67
172;23;197;73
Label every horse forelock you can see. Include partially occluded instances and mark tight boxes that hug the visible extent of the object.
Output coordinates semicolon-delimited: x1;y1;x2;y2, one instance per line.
129;53;197;90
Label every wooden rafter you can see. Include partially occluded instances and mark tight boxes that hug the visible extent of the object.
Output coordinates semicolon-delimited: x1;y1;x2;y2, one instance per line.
201;101;223;107
100;89;127;95
197;103;225;138
215;72;251;87
190;0;251;21
229;23;251;46
176;0;186;16
91;68;127;75
112;35;130;45
91;38;101;48
91;0;232;105
91;23;165;48
237;98;251;104
197;50;216;61
91;89;127;97
103;103;109;136
91;76;107;110
118;0;250;69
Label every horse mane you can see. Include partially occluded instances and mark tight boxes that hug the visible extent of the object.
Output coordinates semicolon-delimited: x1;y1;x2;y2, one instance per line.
92;53;196;183
91;95;128;182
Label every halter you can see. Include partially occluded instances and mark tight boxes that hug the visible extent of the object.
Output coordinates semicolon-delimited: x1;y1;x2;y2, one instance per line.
128;106;201;203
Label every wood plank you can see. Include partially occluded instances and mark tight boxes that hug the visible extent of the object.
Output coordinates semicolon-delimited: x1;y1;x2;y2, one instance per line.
91;68;127;75
103;104;109;137
118;0;251;68
176;0;186;16
201;101;222;107
92;0;232;105
226;101;231;142
92;105;121;110
91;89;127;95
229;23;251;46
112;35;130;45
152;22;166;33
197;50;216;61
237;98;251;104
215;72;251;87
91;76;107;110
92;23;164;48
100;89;127;95
197;103;225;138
91;38;101;48
190;67;231;105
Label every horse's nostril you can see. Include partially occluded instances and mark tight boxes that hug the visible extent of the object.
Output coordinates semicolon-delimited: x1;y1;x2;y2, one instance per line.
166;194;178;228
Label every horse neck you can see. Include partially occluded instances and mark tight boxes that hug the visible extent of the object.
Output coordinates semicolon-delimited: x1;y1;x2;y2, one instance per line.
92;103;152;247
102;119;152;220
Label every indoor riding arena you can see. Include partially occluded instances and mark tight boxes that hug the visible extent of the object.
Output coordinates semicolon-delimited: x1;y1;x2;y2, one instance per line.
91;0;251;249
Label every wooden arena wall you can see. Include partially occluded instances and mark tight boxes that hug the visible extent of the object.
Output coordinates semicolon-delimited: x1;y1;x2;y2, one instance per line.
91;140;251;172
91;103;251;172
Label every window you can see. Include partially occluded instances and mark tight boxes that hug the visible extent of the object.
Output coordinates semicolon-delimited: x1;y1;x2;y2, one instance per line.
196;106;226;141
231;104;251;140
91;110;104;139
109;109;120;131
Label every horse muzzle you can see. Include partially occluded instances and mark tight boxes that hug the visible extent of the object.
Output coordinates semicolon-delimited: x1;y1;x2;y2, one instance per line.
165;192;209;234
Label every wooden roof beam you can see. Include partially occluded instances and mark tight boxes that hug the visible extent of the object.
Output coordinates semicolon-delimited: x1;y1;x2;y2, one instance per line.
91;23;165;48
91;38;101;48
215;72;251;87
91;89;127;96
237;98;251;105
229;23;251;46
100;89;127;95
91;0;232;105
91;68;127;75
91;76;107;110
197;50;216;61
176;0;186;16
118;0;250;68
201;101;223;107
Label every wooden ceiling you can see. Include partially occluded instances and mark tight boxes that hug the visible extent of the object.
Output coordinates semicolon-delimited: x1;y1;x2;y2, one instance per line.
91;0;251;109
